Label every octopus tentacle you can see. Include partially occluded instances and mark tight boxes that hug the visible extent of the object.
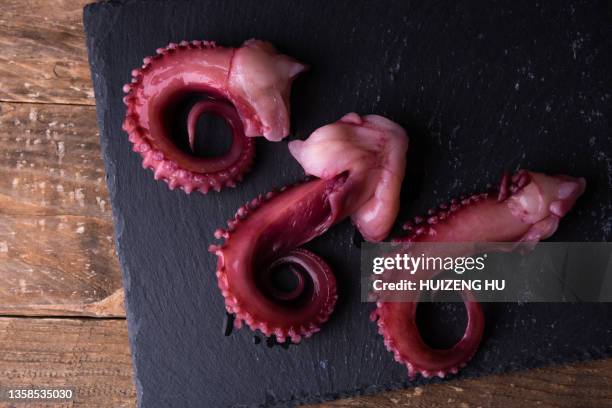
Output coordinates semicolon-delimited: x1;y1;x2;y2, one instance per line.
210;113;409;342
372;291;484;379
372;169;585;379
209;178;342;343
122;39;306;193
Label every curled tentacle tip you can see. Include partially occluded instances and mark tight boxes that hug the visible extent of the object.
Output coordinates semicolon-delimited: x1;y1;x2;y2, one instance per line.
386;169;585;379
123;39;304;192
212;184;339;343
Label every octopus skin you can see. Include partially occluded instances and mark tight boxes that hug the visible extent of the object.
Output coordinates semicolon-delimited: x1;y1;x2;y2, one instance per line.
371;170;586;379
122;39;307;193
288;112;409;242
209;113;409;342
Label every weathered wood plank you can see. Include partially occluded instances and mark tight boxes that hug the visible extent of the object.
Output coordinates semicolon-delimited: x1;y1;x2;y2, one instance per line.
1;317;611;408
0;317;134;408
0;0;93;105
313;360;612;408
0;102;123;316
0;102;110;216
0;1;610;407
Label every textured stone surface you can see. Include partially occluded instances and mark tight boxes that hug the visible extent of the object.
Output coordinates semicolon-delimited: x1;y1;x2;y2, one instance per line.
84;1;612;407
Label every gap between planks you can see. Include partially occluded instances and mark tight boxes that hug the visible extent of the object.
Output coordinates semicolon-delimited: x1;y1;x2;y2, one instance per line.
0;99;95;107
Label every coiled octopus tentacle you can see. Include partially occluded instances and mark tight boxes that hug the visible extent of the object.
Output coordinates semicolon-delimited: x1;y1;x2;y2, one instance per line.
372;292;484;379
210;113;409;343
209;177;344;343
372;169;586;379
122;39;307;193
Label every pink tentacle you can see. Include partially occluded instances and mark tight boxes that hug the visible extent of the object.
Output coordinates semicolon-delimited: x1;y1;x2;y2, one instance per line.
375;169;585;379
122;39;306;193
372;292;484;378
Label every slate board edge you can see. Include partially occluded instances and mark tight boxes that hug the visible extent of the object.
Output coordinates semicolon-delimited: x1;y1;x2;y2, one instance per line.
83;1;146;404
81;1;612;407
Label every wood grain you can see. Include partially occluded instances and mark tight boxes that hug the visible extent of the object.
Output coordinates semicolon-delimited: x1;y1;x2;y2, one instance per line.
0;1;611;408
1;317;611;408
312;362;612;408
0;101;123;316
0;317;134;408
0;0;93;105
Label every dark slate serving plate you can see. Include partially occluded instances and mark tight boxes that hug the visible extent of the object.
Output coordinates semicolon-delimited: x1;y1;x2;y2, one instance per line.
83;1;612;407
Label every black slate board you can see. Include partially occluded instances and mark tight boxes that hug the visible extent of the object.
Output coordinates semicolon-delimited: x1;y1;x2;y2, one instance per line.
83;1;612;407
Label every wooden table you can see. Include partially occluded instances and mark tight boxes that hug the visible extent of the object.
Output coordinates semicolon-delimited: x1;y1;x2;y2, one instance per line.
0;1;610;407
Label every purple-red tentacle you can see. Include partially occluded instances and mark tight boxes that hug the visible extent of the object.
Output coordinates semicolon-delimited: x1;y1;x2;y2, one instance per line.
209;178;344;343
373;169;585;379
122;39;306;193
